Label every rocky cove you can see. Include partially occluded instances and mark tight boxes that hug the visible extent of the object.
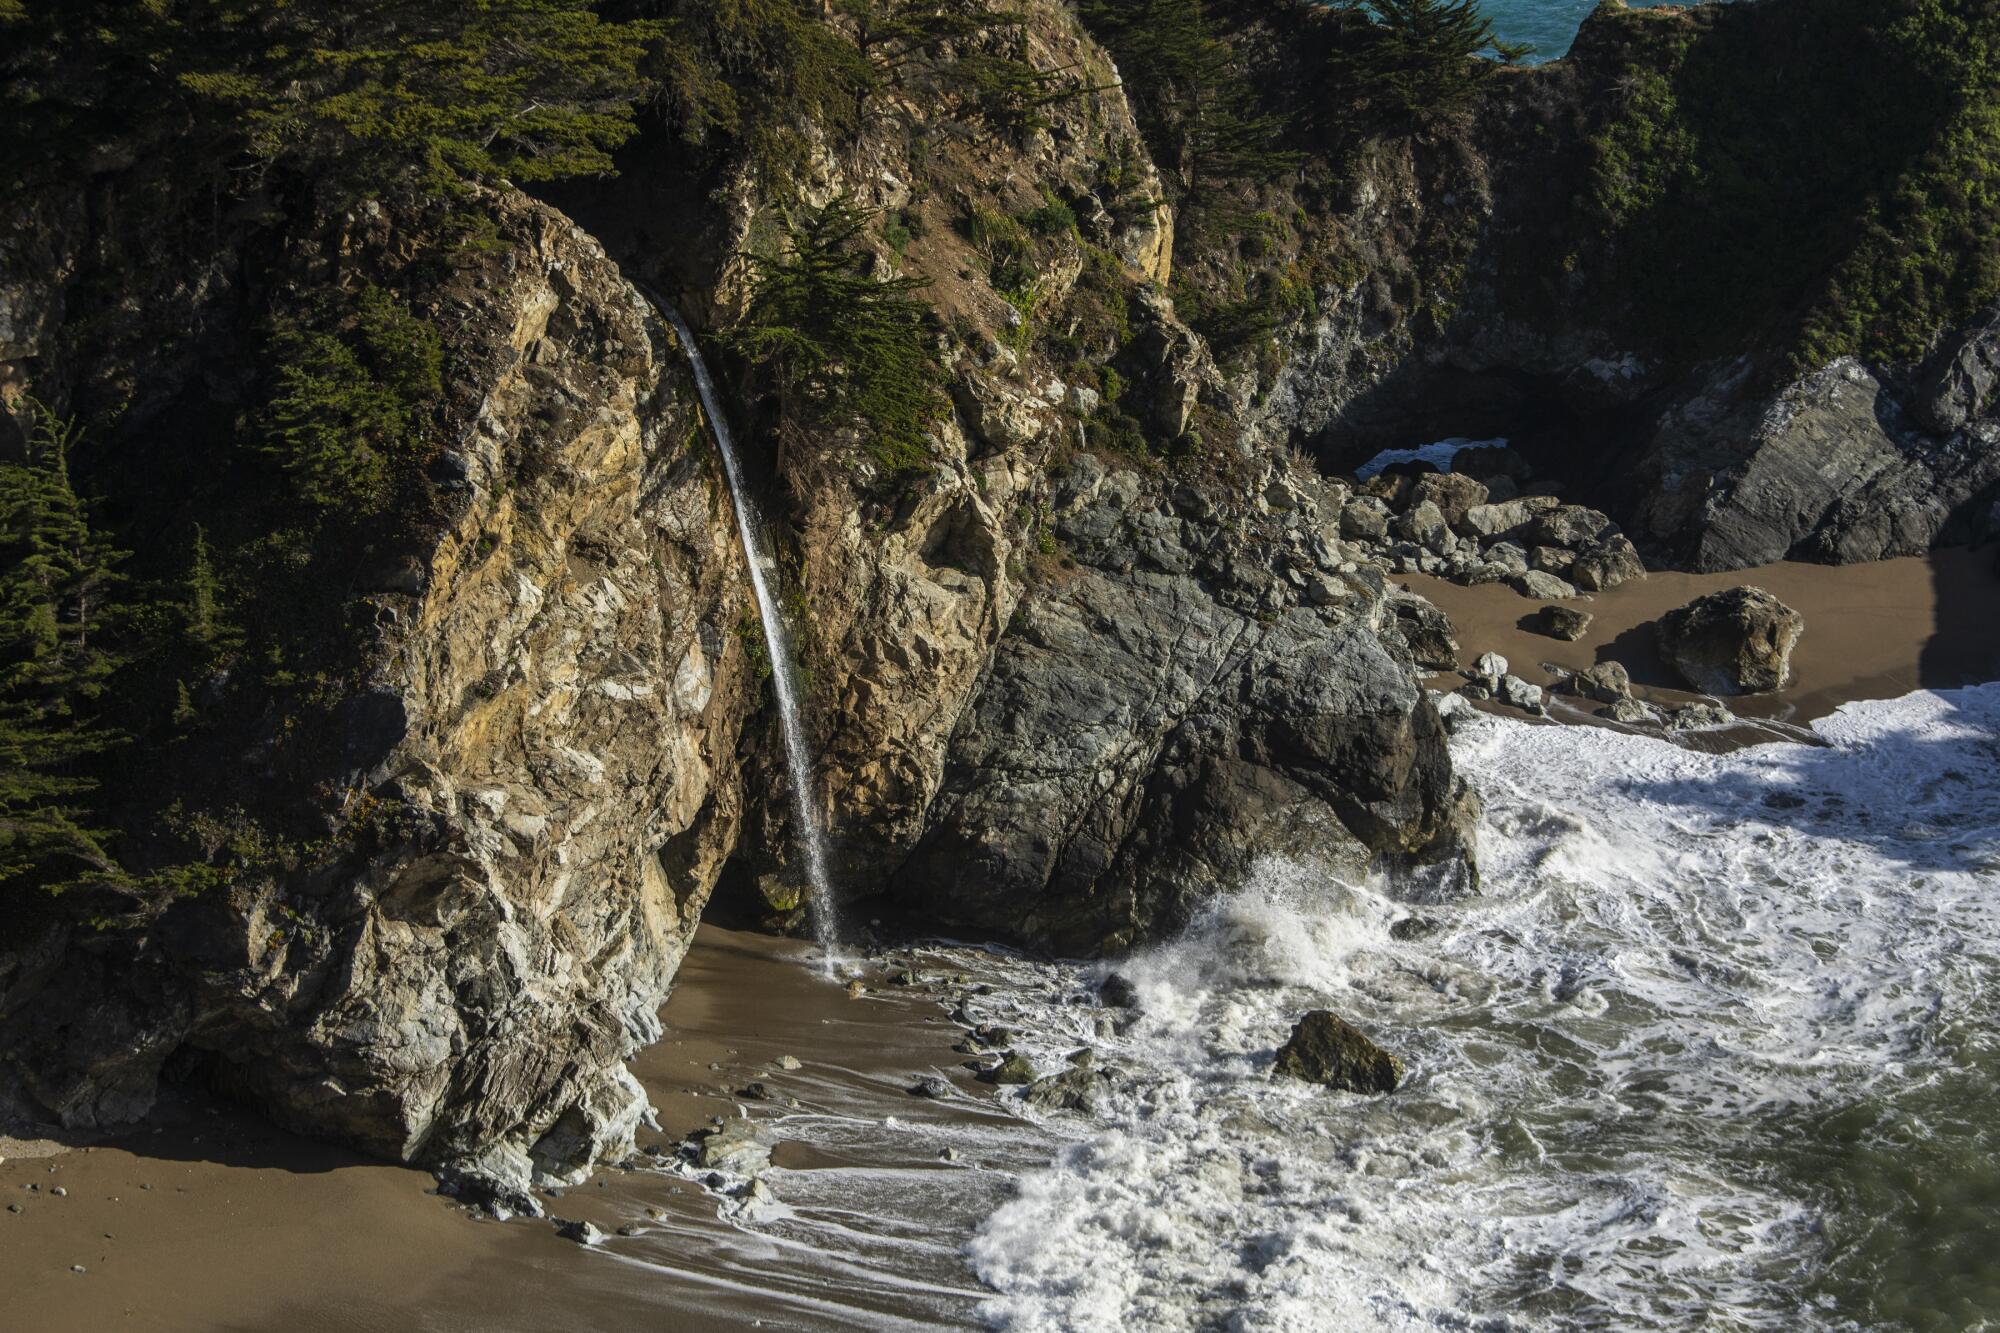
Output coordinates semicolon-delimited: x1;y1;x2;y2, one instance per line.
3;0;2000;1327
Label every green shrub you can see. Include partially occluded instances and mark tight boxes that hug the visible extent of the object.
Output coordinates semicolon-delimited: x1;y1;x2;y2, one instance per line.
727;195;948;473
254;287;443;515
2;0;663;199
1021;188;1080;237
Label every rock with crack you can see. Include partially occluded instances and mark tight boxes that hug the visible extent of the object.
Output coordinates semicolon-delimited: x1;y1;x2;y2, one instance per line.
1659;587;1804;695
893;458;1474;955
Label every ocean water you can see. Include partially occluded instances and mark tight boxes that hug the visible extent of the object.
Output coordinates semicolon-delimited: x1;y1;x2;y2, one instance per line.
1481;0;1686;61
619;684;2000;1329
965;684;2000;1329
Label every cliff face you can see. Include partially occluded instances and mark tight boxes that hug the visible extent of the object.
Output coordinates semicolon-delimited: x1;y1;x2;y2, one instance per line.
1208;0;2000;572
34;0;1974;1201
2;194;756;1209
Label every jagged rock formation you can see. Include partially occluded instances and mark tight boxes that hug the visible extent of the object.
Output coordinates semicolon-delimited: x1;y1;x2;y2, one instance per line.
13;0;1983;1207
896;455;1473;954
1211;0;2000;572
2;195;758;1210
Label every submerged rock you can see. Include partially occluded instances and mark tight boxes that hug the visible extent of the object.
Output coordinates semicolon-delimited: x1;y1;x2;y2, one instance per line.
1023;1066;1113;1114
1098;973;1140;1009
1272;1012;1402;1094
987;1052;1037;1086
908;1076;952;1099
1658;587;1804;694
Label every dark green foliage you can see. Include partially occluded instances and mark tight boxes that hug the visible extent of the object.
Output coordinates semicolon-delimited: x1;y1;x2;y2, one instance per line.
1574;0;2000;367
1;0;661;199
254;286;444;516
727;196;947;472
1326;0;1526;122
1078;0;1298;201
652;0;876;155
1021;188;1080;237
0;407;129;889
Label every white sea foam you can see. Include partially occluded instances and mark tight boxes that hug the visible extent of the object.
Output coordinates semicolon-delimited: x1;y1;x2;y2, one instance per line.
965;684;2000;1330
1354;436;1508;480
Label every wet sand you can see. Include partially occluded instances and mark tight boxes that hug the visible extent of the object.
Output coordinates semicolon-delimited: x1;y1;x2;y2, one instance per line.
1401;547;2000;727
0;927;1004;1332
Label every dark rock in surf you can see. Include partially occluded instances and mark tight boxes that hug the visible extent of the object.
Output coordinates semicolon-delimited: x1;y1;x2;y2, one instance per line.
1098;973;1140;1009
1272;1011;1403;1094
1023;1066;1113;1114
985;1052;1036;1086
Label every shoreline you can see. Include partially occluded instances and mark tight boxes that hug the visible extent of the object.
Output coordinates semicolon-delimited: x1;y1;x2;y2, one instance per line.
0;927;1007;1332
1400;546;2000;731
5;551;1997;1329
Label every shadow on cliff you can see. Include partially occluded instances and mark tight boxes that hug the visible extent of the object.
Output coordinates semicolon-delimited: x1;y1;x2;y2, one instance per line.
74;1085;402;1180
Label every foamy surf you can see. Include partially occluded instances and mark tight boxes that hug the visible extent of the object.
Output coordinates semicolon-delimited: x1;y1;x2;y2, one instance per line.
960;684;2000;1331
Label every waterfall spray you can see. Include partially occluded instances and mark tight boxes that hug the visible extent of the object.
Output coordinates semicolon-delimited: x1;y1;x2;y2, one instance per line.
651;295;841;971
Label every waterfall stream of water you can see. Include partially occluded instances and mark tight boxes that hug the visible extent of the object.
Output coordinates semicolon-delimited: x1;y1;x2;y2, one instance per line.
652;296;841;969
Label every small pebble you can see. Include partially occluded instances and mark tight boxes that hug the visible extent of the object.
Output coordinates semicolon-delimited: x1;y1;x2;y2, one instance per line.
51;1186;66;1198
775;1056;802;1071
71;1265;85;1274
6;1203;19;1213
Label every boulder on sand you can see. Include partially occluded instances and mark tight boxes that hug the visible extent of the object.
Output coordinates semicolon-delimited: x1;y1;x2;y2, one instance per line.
1658;586;1804;695
1536;605;1593;641
1272;1011;1402;1094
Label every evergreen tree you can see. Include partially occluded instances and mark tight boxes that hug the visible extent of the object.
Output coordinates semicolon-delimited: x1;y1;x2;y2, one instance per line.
1330;0;1526;122
3;0;663;199
726;196;947;471
0;406;129;889
1079;0;1297;199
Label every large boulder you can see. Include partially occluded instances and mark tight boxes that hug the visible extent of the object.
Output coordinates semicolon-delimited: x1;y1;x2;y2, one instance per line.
1272;1011;1402;1093
1658;586;1804;694
893;458;1475;955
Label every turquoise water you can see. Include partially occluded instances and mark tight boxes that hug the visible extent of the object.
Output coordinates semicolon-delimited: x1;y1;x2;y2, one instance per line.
1482;0;1681;60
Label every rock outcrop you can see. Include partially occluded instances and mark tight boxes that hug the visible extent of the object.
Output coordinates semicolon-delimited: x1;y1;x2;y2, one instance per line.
1;195;757;1211
894;455;1475;954
1272;1010;1402;1094
1659;587;1805;696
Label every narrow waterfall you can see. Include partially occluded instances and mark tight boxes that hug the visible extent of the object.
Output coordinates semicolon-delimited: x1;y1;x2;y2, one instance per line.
652;296;841;969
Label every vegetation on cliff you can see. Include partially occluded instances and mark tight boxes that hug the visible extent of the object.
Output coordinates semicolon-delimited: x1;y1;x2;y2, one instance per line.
1576;0;2000;368
727;197;948;474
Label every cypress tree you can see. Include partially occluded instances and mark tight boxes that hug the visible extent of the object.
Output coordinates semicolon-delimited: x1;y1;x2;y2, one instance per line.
0;406;129;889
726;196;947;472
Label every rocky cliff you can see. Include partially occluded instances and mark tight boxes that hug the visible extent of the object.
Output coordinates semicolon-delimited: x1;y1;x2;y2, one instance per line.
9;0;1984;1205
2;193;759;1209
1189;0;2000;572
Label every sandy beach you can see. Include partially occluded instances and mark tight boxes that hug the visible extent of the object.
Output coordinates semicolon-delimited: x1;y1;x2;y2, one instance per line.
0;927;1014;1332
1401;547;2000;729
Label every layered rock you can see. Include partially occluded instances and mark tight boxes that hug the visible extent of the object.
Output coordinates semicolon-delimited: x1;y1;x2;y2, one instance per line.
894;455;1474;954
2;195;757;1209
1659;586;1804;696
